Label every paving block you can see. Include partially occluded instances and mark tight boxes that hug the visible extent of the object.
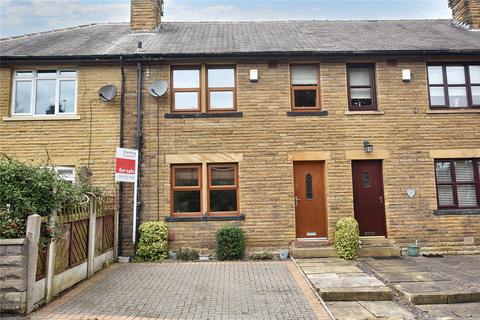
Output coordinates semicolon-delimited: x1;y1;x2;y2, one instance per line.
358;301;416;319
301;265;361;274
393;281;480;304
418;302;480;319
318;286;393;301
326;301;375;320
310;274;386;289
375;271;449;283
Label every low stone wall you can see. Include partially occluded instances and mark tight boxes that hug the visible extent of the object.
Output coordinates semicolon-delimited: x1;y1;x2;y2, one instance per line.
0;238;27;314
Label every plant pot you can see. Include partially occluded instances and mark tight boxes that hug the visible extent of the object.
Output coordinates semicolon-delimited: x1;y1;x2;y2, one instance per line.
407;245;420;257
278;249;289;260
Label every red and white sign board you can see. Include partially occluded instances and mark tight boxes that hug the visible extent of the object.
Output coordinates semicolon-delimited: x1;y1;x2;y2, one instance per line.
115;147;139;243
115;148;138;183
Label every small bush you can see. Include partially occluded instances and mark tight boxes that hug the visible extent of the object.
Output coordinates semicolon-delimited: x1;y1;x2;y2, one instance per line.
135;221;169;262
334;217;360;260
216;226;246;260
176;248;199;261
249;251;273;260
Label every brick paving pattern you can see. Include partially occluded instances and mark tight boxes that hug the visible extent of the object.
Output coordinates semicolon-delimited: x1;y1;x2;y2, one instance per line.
30;261;329;320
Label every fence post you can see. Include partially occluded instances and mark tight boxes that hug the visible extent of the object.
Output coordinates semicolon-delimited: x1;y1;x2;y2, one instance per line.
87;196;97;278
25;214;41;314
45;212;57;303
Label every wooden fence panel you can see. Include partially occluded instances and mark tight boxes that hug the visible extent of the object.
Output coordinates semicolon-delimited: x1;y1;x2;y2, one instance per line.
54;223;71;274
69;219;88;266
36;246;47;281
95;217;103;256
103;214;114;250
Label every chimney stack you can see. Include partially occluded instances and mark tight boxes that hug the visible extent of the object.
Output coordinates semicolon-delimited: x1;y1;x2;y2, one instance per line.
449;0;480;30
130;0;163;33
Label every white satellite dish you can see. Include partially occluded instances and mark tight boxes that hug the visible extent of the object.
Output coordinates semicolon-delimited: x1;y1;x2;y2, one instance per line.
98;85;117;102
148;80;168;98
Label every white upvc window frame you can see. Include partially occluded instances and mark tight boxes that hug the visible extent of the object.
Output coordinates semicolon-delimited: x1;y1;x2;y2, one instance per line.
53;166;76;183
11;69;78;117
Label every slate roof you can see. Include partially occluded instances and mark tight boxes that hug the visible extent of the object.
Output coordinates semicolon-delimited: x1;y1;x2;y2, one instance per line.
1;20;480;59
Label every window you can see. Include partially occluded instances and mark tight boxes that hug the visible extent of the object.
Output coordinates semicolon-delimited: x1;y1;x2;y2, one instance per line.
55;166;75;183
207;66;236;111
427;64;480;109
171;165;202;215
290;65;319;110
171;67;201;112
208;164;238;214
171;163;239;216
12;69;77;116
435;159;480;209
347;64;376;111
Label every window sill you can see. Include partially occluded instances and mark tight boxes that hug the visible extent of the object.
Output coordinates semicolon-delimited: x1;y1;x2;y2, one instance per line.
165;214;245;222
345;111;384;115
286;111;328;117
3;115;81;121
165;112;243;119
426;109;480;114
434;208;480;216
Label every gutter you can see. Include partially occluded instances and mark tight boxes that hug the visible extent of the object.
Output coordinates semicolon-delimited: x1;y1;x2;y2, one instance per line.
2;49;480;64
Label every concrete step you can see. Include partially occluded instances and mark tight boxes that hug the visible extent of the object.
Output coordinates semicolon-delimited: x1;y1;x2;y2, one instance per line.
318;286;394;301
292;240;331;248
359;246;401;257
291;247;337;258
291;246;401;258
359;236;393;246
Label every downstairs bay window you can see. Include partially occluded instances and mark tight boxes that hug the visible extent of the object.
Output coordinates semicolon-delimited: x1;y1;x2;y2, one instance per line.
12;69;77;116
171;163;239;216
435;159;480;209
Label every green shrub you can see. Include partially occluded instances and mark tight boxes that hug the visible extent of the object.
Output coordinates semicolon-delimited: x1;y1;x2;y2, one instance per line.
249;251;273;260
334;217;360;260
135;221;169;262
176;248;199;261
0;154;93;240
216;226;246;260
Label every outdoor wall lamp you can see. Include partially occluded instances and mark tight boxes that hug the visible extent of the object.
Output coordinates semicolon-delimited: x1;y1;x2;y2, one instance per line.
363;140;374;153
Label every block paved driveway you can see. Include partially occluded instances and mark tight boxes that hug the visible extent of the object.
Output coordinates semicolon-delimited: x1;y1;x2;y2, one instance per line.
29;261;331;320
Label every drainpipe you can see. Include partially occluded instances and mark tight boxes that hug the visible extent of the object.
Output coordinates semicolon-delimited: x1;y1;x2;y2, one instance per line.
118;56;125;257
135;61;143;247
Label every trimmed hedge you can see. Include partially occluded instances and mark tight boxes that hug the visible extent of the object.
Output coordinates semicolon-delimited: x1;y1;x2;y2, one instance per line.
215;226;245;260
334;217;360;260
135;221;169;262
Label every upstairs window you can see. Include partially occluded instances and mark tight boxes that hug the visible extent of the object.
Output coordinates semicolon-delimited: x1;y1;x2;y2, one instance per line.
347;64;377;111
427;64;480;109
12;69;77;116
290;65;320;110
171;67;201;112
207;66;236;111
435;159;480;209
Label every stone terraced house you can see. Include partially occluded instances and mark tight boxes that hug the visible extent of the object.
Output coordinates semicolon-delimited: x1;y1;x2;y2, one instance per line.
1;0;479;257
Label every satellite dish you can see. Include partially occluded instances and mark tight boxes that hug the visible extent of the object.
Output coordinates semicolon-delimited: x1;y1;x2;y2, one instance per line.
98;85;117;102
148;80;168;98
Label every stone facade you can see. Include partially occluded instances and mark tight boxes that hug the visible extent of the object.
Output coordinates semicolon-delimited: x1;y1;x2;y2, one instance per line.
449;0;480;29
0;239;27;314
1;60;479;256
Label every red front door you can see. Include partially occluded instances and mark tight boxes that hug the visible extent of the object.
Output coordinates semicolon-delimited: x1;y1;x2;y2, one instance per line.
294;161;328;238
352;160;387;236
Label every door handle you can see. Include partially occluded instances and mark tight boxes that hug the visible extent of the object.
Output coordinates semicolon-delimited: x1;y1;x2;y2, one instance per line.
295;196;300;206
378;196;383;204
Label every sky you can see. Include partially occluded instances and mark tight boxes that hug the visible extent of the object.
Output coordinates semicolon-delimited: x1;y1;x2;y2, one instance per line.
0;0;451;38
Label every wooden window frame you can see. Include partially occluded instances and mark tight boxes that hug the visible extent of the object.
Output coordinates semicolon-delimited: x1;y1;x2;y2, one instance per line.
206;65;237;113
434;159;480;209
171;164;202;216
290;64;320;111
207;163;239;216
427;63;480;109
347;63;377;111
170;66;201;113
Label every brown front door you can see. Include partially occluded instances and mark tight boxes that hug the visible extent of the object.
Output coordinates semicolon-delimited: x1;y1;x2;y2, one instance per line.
294;161;327;238
352;160;387;236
